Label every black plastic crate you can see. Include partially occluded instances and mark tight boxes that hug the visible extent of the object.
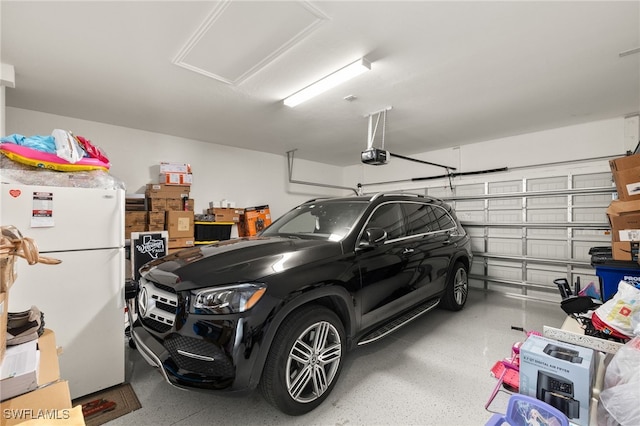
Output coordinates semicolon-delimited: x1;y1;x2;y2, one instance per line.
194;222;232;242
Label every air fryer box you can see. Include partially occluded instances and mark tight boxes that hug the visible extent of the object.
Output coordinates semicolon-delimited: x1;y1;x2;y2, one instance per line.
519;334;595;425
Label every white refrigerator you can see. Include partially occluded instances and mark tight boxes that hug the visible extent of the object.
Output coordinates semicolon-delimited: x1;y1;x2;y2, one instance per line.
0;182;125;399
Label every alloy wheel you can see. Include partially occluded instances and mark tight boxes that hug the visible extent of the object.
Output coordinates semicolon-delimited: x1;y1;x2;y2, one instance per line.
454;267;468;305
286;320;342;403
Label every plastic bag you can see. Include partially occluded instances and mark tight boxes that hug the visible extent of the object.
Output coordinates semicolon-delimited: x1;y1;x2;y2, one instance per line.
73;134;109;164
598;337;640;426
52;129;85;163
592;281;640;339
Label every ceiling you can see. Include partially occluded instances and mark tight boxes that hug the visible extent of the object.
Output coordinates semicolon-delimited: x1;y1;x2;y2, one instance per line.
2;1;639;167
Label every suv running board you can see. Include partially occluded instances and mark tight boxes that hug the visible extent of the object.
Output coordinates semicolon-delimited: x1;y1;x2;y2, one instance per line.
357;298;440;346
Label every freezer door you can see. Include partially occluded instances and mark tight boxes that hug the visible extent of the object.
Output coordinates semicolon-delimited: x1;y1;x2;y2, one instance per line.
8;247;125;399
0;183;124;252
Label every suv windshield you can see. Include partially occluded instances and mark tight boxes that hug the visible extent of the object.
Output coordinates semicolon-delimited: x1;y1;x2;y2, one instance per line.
261;200;369;241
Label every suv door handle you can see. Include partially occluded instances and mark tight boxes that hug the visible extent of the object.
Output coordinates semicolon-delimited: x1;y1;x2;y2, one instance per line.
402;248;414;255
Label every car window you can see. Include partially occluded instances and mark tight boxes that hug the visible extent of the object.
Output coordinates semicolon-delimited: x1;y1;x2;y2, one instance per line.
403;203;432;235
262;201;368;241
367;203;405;240
431;205;456;231
277;212;317;234
403;202;456;235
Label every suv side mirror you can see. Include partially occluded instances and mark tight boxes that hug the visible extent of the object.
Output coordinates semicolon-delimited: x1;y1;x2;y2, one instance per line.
359;227;387;248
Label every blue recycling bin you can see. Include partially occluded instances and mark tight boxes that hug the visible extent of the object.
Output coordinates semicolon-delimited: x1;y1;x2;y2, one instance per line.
590;246;640;301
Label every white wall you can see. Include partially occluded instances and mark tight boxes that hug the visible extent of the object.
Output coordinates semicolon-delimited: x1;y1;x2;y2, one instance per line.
6;107;348;220
344;117;629;194
5;108;636;215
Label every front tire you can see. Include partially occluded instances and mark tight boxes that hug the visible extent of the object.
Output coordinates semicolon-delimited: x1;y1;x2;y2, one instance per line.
440;261;468;311
260;305;345;415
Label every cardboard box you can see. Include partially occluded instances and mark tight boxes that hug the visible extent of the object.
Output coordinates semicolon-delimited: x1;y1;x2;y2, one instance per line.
125;195;146;211
0;292;6;363
36;329;60;387
147;198;167;211
147;198;193;212
147;211;165;225
160;172;193;186
520;334;595;425
610;154;640;201
606;199;640;237
205;208;241;222
167;237;195;249
613;241;640;261
1;255;17;293
0;330;74;425
607;199;640;260
145;184;190;199
160;162;191;174
0;340;39;401
124;224;146;239
166;211;194;239
165;198;185;211
238;205;271;237
0;381;74;426
125;211;147;227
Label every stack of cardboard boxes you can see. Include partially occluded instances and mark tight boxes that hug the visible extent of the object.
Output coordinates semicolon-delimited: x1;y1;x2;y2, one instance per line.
195;203;272;241
145;183;194;250
0;234;83;423
124;162;195;251
607;153;640;261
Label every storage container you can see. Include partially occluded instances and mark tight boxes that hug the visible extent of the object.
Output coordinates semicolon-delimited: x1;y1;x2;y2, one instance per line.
590;246;640;301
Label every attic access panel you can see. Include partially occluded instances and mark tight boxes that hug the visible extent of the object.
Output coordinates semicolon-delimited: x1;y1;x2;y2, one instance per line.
173;0;328;85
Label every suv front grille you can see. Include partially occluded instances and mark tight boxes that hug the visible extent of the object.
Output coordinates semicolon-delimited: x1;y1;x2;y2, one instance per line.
138;278;178;334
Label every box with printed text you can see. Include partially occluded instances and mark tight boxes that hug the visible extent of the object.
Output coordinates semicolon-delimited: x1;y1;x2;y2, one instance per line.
519;334;595;426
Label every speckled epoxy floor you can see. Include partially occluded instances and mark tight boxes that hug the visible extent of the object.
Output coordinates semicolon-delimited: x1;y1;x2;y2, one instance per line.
106;289;567;425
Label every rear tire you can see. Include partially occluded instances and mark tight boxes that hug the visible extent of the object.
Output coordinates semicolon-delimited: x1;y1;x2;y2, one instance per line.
440;261;468;311
260;305;345;415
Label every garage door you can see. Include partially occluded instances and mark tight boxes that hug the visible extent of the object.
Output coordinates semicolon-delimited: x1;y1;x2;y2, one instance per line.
425;171;614;301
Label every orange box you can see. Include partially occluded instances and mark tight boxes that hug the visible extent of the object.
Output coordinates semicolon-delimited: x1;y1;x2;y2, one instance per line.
238;205;271;237
160;172;193;186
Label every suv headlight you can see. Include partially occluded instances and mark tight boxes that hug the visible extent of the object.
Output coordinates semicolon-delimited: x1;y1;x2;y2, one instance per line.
190;283;266;314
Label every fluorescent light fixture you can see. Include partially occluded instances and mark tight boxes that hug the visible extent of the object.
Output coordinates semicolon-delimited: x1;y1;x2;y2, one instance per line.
283;57;371;107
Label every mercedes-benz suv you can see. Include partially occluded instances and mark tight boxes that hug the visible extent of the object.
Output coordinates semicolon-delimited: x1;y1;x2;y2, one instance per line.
129;193;472;415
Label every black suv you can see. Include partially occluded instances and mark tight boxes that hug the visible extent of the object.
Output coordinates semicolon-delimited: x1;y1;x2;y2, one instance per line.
129;193;472;415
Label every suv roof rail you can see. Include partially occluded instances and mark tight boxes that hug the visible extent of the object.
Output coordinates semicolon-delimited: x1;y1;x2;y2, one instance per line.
368;192;424;202
304;197;330;203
